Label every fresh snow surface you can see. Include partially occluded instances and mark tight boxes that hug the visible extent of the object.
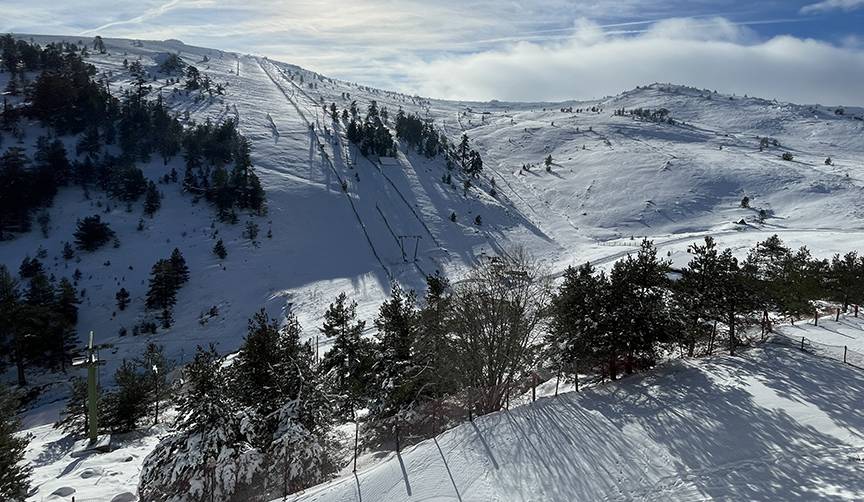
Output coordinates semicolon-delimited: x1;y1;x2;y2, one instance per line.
2;35;864;501
287;323;864;502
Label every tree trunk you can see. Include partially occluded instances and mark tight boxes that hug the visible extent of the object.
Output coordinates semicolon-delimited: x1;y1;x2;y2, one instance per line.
608;353;617;381
728;310;736;356
16;355;26;387
15;333;26;387
708;321;717;356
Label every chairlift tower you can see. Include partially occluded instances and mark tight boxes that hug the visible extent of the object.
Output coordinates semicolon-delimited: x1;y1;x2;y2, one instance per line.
72;331;107;445
397;235;422;262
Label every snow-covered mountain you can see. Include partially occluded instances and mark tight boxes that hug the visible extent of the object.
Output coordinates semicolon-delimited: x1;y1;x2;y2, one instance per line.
3;35;864;501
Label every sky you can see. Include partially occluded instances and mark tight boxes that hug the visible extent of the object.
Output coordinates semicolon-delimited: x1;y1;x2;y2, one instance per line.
3;0;864;105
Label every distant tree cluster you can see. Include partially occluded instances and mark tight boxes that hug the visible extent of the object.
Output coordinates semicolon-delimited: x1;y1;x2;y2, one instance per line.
158;53;185;75
454;133;483;177
394;110;447;158
614;107;676;125
0;37;265;239
0;263;79;387
183;64;224;95
345;100;395;157
183;119;266;221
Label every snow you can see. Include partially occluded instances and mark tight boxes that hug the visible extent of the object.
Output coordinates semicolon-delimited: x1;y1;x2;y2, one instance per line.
3;35;864;501
286;329;864;502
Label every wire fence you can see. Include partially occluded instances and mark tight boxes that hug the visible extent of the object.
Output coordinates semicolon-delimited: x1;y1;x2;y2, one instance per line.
769;331;864;370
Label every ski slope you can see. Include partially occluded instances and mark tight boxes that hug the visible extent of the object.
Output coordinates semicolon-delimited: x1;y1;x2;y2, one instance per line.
3;35;864;501
287;324;864;502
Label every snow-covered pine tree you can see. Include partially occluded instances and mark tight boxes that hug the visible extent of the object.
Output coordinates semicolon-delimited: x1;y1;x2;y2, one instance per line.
0;383;30;501
319;293;374;414
547;262;611;385
374;284;419;415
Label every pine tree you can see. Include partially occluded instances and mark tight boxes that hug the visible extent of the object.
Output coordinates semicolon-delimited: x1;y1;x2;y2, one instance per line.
414;272;456;398
231;309;313;417
0;266;26;386
608;239;671;375
104;359;149;432
548;262;612;381
76;125;101;158
56;377;89;436
319;293;373;413
827;252;863;312
457;134;470;167
169;248;190;285
0;383;30;501
374;284;418;414
54;278;79;369
675;237;723;357
213;239;227;259
175;344;227;430
145;260;178;312
62;242;75;260
116;287;131;310
137;343;171;425
74;215;115;251
143;181;161;216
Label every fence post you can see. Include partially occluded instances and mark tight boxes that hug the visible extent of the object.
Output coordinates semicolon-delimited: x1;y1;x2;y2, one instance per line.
554;365;561;398
844;346;848;364
532;373;537;403
353;415;359;473
801;336;805;351
836;308;840;323
395;414;400;453
814;309;818;326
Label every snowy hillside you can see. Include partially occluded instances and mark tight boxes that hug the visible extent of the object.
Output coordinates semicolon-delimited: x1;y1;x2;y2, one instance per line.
3;36;863;384
3;34;864;501
288;325;864;502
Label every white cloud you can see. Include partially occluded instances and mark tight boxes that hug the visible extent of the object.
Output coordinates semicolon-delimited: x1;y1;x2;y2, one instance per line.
1;1;862;106
398;19;864;106
801;0;864;14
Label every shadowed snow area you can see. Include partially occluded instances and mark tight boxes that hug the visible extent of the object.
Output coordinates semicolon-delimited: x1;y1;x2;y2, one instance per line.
289;339;864;502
